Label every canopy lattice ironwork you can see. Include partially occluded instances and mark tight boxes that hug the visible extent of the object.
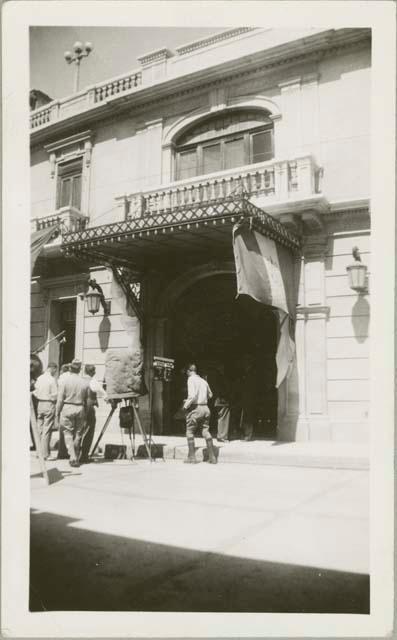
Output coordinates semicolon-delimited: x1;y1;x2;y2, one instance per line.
61;195;300;270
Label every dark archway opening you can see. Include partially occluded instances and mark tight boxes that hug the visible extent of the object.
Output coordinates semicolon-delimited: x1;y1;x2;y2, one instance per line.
168;274;278;439
48;299;77;368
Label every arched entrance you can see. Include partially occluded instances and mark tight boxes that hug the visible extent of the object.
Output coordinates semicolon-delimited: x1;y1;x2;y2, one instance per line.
166;273;278;438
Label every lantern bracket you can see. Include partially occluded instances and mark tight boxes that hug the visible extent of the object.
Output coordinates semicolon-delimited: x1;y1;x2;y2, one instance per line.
346;246;368;294
87;278;109;314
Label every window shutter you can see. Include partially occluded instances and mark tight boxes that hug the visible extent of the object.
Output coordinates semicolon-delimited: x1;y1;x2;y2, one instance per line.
57;157;83;210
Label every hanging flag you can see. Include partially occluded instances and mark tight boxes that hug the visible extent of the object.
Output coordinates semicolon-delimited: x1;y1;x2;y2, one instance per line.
233;222;299;387
31;223;60;275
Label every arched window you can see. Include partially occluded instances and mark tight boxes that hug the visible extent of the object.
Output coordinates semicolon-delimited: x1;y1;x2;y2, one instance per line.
175;110;274;181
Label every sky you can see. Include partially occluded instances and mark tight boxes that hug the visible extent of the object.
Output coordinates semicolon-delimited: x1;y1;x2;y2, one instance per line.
30;26;226;100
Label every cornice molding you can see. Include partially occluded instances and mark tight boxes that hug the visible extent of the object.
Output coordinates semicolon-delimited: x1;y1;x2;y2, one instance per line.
175;27;258;56
44;130;93;153
328;198;370;214
30;32;370;146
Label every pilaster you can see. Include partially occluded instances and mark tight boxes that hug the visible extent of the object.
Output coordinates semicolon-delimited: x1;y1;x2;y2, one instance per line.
161;142;175;184
277;77;302;158
295;236;331;441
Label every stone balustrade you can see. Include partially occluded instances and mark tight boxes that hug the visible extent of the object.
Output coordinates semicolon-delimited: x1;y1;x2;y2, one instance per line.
30;70;142;130
124;155;322;218
30;105;52;129
93;71;142;103
32;206;88;234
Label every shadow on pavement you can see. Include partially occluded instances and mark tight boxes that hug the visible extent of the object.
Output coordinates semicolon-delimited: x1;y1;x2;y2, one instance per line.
30;468;82;484
30;509;370;614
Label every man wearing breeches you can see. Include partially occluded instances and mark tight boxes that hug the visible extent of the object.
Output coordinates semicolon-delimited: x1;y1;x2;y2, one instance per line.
56;359;88;468
183;364;217;464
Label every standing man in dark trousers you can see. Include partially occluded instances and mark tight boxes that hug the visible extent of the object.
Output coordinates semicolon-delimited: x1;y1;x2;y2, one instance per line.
183;364;217;464
56;359;88;467
80;364;107;463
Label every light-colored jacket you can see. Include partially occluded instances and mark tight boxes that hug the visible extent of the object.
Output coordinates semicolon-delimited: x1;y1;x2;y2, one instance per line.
184;373;212;410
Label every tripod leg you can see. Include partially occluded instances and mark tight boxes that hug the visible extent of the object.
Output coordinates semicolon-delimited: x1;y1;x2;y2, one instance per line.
132;403;152;461
149;375;157;460
132;412;136;457
127;425;135;462
90;404;116;457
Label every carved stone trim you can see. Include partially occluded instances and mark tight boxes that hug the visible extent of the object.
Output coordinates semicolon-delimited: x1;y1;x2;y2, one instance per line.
49;152;56;178
137;48;172;66
44;130;93;154
44;130;94;175
175;27;257;56
209;86;227;112
301;211;325;233
279;213;302;235
324;203;370;233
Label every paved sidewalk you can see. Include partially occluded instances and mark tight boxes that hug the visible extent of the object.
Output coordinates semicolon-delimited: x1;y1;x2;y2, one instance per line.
30;455;369;613
86;430;369;470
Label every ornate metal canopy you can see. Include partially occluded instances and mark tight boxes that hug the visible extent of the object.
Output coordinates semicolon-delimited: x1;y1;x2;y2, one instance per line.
61;194;301;270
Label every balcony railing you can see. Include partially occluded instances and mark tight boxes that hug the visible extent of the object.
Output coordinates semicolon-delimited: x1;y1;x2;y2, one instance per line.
30;69;142;130
31;206;88;235
124;155;322;218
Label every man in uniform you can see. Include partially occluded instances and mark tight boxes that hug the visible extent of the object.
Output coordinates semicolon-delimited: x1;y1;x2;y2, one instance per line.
56;358;88;467
183;364;217;464
33;362;58;459
80;364;107;463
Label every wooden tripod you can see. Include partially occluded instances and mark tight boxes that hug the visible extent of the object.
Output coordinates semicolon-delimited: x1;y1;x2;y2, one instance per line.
89;393;154;462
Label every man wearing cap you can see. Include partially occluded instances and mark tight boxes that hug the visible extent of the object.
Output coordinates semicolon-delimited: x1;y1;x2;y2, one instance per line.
183;364;217;464
33;362;58;459
56;358;88;467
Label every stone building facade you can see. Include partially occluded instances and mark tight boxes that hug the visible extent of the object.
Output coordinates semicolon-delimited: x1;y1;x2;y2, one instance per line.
30;27;371;442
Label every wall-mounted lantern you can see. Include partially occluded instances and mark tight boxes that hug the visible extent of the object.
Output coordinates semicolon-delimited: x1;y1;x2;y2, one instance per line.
346;246;368;293
85;278;109;315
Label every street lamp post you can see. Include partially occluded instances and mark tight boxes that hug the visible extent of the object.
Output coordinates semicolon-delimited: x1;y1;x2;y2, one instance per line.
64;41;93;93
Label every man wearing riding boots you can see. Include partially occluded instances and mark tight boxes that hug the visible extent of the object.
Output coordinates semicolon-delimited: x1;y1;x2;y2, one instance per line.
183;364;217;464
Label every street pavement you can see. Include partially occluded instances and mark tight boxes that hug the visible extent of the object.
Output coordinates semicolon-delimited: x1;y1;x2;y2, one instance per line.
30;455;369;613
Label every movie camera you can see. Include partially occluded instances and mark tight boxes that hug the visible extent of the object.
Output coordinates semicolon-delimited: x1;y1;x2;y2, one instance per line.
152;356;175;382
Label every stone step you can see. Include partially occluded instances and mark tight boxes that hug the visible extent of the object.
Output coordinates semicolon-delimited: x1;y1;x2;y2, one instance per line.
94;433;369;471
